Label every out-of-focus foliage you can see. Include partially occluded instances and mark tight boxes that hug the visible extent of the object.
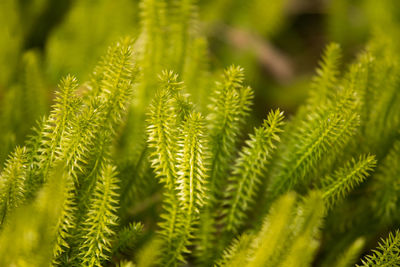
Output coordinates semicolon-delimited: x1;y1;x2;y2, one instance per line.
0;0;400;266
45;0;137;82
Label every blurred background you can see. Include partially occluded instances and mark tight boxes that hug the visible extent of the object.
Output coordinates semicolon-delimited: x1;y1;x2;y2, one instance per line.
1;0;400;164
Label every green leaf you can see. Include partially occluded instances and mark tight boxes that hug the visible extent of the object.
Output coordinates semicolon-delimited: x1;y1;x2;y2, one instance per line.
78;164;120;267
357;230;400;267
223;109;284;233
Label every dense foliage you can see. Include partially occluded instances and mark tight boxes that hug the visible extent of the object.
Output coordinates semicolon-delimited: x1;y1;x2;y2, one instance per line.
0;0;400;266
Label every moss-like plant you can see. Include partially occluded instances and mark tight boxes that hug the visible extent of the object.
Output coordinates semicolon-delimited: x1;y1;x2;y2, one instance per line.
0;1;400;267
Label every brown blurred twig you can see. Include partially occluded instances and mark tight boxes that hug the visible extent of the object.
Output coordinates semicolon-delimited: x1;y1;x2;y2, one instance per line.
223;25;294;84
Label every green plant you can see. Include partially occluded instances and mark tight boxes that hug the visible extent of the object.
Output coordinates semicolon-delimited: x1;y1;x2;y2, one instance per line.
1;1;400;267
